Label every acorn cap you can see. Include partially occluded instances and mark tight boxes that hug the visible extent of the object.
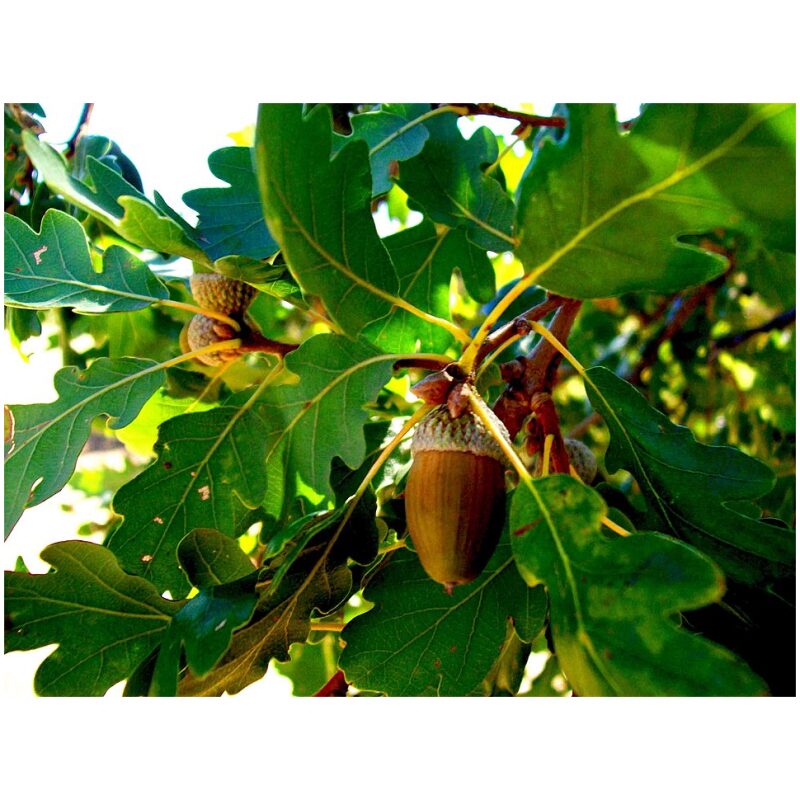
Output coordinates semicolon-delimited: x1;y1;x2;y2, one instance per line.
411;403;510;463
190;274;257;315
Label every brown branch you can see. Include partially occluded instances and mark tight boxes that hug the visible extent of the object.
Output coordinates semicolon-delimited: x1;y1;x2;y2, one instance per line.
238;330;300;358
492;299;582;441
474;294;566;370
64;103;94;159
446;102;566;133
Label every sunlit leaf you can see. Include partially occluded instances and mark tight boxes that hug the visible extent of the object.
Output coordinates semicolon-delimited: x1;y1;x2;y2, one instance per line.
4;210;169;312
515;103;795;298
4;541;178;696
510;475;767;696
107;400;269;598
4;357;164;537
22;131;208;262
255;103;459;352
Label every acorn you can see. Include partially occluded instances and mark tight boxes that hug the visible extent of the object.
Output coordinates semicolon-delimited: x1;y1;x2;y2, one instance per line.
405;401;510;592
565;438;597;484
189;273;257;315
530;437;598;484
182;314;244;365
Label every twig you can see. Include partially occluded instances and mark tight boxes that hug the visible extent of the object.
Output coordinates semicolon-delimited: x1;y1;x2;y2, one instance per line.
446;103;567;133
64;103;94;159
473;294;566;371
492;300;582;441
711;308;795;351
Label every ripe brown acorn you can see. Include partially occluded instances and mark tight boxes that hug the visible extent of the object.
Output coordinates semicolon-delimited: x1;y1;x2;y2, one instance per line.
405;402;510;592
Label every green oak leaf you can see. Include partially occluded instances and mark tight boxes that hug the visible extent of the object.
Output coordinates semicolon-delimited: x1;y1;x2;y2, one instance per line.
397;112;516;252
4;357;165;537
253;334;398;515
4;541;178;696
515;103;795;298
151;573;259;696
339;538;547;696
22;131;208;262
107;400;269;598
177;526;358;695
584;366;795;584
255;103;456;353
378;221;496;352
332;105;430;196
510;475;767;696
4;210;169;312
178;528;256;589
471;620;532;696
183;147;280;261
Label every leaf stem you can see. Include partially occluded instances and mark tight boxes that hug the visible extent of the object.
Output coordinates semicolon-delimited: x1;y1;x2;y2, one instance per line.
334;404;431;538
158;298;241;332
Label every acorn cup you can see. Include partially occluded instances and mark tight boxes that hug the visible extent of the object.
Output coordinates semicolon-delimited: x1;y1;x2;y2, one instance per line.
405;401;510;592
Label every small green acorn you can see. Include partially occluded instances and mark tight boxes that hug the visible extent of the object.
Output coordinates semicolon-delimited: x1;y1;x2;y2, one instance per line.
405;401;510;592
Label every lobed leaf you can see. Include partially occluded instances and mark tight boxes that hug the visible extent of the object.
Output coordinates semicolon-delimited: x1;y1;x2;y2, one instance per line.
4;357;164;537
255;103;460;352
178;527;361;695
4;541;178;696
253;334;398;516
584;366;795;584
178;527;257;589
4;210;169;312
515;103;795;298
339;538;547;696
510;475;767;696
377;221;496;352
397;112;516;251
107;401;269;598
332;104;430;196
22;131;208;262
183;146;280;261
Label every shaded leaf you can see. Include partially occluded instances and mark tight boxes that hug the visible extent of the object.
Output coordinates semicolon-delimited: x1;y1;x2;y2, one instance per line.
4;357;164;537
584;366;795;584
178;526;359;695
4;541;177;696
4;210;169;312
510;475;767;696
22;131;207;262
339;538;547;696
151;573;259;696
515;103;795;298
255;103;456;352
107;400;269;598
183;147;280;261
397;112;516;251
178;528;256;589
